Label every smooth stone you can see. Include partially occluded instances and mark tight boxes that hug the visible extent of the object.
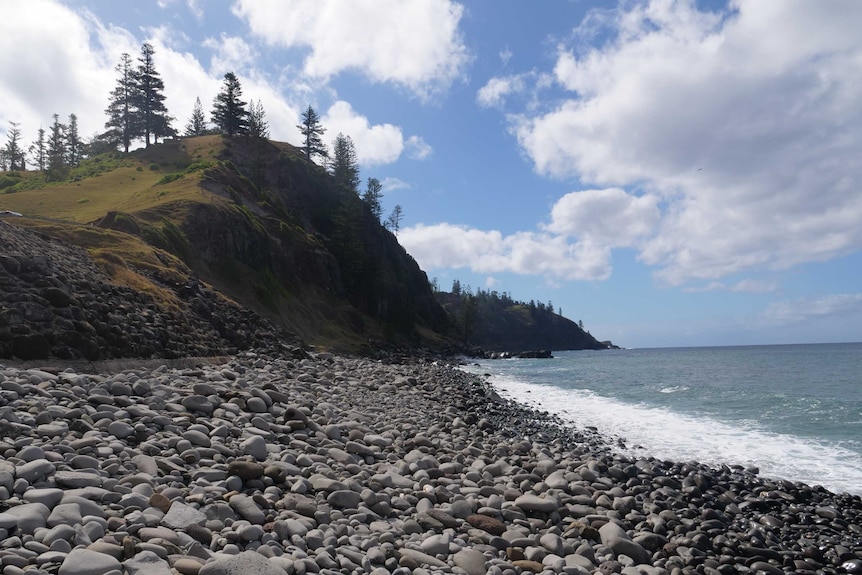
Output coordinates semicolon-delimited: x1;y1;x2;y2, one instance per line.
198;550;285;575
16;459;55;483
108;421;135;439
228;494;265;524
466;514;506;535
57;548;122;575
327;490;362;509
181;395;214;414
246;397;268;413
162;501;207;530
173;557;206;575
454;548;487;575
420;533;451;556
23;488;65;508
513;494;559;514
54;471;102;488
226;461;264;481
0;512;17;529
398;548;448;568
18;445;47;461
6;502;50;534
239;436;267;461
47;503;83;527
183;430;212;448
124;550;173;575
598;521;651;565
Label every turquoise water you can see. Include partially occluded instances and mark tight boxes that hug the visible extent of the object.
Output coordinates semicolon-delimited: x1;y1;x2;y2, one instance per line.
462;343;862;495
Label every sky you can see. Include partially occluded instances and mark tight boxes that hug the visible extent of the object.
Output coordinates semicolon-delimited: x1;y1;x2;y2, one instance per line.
2;0;862;349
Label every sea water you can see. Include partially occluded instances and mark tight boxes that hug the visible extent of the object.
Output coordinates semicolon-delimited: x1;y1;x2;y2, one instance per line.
461;343;862;495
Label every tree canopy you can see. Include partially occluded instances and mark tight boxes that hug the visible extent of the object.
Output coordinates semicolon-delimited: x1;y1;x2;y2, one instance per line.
211;72;249;137
330;133;359;196
297;105;327;163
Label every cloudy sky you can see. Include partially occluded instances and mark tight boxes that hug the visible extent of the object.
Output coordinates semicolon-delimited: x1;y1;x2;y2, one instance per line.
2;0;861;348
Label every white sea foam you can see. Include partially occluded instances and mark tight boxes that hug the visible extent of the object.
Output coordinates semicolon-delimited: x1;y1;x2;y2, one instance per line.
486;373;862;496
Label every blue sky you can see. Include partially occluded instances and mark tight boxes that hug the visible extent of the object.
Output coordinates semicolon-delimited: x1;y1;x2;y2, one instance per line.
2;0;861;348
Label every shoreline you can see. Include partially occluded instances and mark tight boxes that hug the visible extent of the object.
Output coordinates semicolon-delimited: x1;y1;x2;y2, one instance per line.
0;350;860;574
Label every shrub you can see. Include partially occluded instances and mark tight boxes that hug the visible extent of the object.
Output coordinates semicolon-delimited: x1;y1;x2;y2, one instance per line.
155;173;183;186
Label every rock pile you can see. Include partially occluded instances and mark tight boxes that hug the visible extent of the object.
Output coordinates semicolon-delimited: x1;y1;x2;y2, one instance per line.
0;352;860;575
0;222;298;361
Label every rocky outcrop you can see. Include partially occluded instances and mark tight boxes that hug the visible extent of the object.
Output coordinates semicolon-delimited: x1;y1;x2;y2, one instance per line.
0;222;301;361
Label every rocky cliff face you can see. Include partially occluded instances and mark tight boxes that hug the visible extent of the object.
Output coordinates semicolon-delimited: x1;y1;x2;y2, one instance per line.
0;221;301;362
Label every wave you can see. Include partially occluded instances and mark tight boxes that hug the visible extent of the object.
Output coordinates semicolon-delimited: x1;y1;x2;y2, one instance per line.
485;372;862;496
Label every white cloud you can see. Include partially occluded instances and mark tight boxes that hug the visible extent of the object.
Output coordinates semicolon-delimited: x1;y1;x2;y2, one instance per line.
500;47;513;67
405;135;433;160
382;178;411;192
398;223;612;281
232;0;470;100
477;75;525;108
509;0;862;286
759;294;862;327
684;279;777;294
546;188;660;247
0;0;137;141
323;101;404;166
202;35;256;76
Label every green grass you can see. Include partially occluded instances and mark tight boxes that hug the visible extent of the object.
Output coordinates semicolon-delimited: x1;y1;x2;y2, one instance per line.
0;135;224;223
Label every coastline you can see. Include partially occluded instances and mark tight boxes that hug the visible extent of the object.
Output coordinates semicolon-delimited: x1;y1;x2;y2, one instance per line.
0;351;860;575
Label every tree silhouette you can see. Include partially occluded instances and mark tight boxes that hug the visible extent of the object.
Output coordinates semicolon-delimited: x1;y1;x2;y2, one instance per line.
46;114;67;181
135;43;173;146
330;133;359;195
2;122;26;171
386;204;403;235
248;99;269;139
104;53;140;153
362;177;383;222
184;97;208;136
29;127;46;172
66;114;82;167
212;72;249;137
297;105;327;163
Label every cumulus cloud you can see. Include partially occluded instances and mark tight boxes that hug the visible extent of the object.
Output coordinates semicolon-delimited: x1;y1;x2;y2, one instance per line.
323;101;404;166
546;188;660;247
759;294;862;327
477;76;524;108
232;0;470;100
0;0;136;140
398;223;612;281
405;135;433;160
202;35;256;76
508;0;862;285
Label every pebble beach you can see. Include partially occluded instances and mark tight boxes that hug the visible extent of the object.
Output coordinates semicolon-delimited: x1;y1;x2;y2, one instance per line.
1;351;861;575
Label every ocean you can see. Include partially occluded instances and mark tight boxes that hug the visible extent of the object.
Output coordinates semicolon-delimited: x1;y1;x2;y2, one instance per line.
461;343;862;496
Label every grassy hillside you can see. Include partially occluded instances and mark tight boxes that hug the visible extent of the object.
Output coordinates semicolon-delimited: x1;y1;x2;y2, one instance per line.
0;135;448;354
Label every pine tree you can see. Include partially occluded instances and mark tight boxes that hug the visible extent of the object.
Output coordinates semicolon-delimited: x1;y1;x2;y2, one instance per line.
330;133;359;195
135;43;174;146
46;113;67;181
104;53;140;153
386;204;403;236
184;97;208;136
3;122;26;171
211;72;248;137
362;177;384;222
248;99;269;139
29;127;46;172
66;113;82;167
297;105;327;163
